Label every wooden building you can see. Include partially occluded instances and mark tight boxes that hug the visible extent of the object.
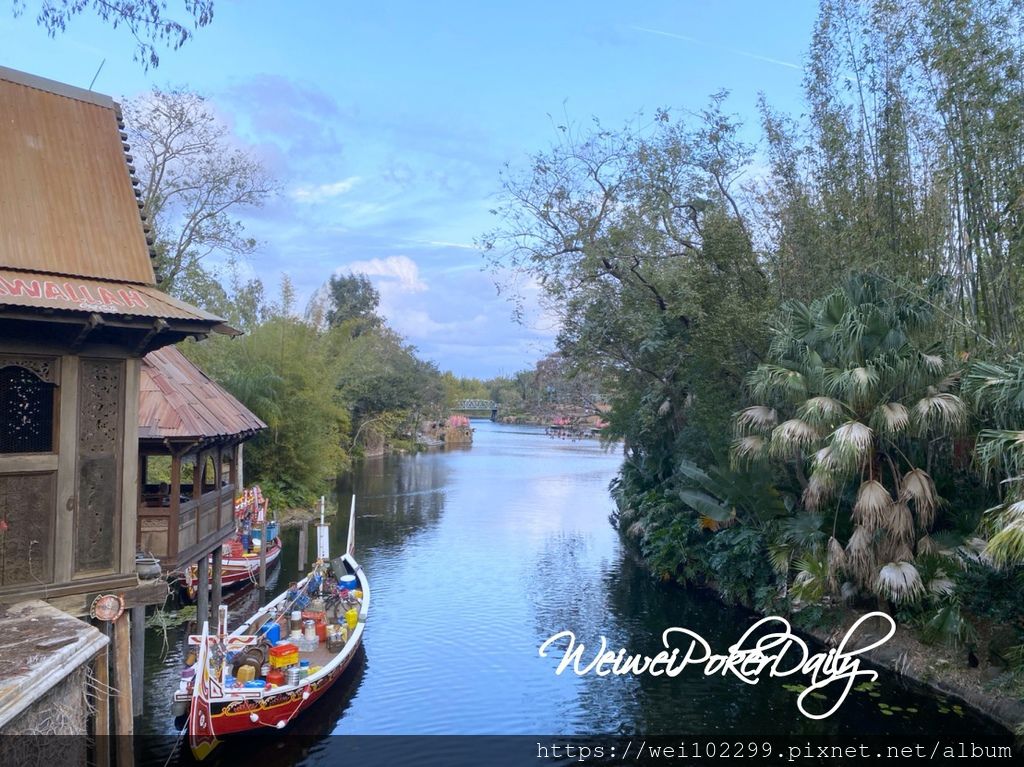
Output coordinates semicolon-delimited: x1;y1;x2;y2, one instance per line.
138;344;265;573
0;65;236;613
0;64;261;750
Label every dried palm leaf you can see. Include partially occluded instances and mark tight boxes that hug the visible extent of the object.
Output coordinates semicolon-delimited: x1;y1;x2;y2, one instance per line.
845;526;874;585
928;574;955;597
827;536;847;578
802;471;834;511
872;402;910;435
735;405;778;435
884;501;915;544
901;467;939;529
770;418;818;456
914;392;966;432
732;435;767;462
853;479;892;532
920;352;944;374
799;396;846;426
830;421;874;468
875;561;924;603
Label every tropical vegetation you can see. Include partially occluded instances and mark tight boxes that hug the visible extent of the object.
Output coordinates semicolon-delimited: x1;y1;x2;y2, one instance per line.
486;0;1024;668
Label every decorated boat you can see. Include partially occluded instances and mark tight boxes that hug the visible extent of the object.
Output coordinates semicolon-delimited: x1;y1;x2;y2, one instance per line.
182;486;283;599
174;496;368;760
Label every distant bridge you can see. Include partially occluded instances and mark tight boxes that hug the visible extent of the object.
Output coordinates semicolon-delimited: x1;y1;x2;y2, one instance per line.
453;399;499;419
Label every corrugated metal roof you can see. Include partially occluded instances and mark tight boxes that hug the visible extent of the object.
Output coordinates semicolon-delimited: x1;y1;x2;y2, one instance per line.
0;268;224;323
0;66;155;284
139;346;266;441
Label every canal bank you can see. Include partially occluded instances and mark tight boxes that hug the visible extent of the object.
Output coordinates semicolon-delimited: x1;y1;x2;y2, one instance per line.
141;421;1017;763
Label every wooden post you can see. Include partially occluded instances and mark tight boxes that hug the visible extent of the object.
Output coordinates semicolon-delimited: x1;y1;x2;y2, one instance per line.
112;614;134;766
211;545;223;618
93;640;111;767
168;454;181;560
297;522;307;572
258;518;268;589
196;553;210;628
130;606;145;718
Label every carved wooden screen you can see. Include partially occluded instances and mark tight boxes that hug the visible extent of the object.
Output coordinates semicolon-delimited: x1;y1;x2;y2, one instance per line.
75;358;124;574
0;473;55;587
0;358;57;453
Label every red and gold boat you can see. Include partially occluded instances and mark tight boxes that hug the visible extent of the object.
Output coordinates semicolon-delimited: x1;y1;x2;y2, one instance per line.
174;497;369;760
182;487;283;599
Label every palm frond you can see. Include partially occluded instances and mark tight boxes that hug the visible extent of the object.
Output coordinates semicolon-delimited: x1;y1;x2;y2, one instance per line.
827;535;846;579
735;405;778;435
913;391;966;434
983;499;1024;567
875;561;924;603
732;435;767;464
767;542;793;575
871;402;910;435
792;553;830;603
900;468;939;529
920;351;944;374
802;470;834;511
884;501;914;544
769;418;819;456
927;573;956;597
975;429;1024;478
845;525;874;585
920;604;976;649
830;421;874;468
748;363;808;401
798;396;847;426
852;479;892;532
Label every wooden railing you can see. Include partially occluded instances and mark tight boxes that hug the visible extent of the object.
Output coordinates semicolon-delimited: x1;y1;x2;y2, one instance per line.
138;482;236;567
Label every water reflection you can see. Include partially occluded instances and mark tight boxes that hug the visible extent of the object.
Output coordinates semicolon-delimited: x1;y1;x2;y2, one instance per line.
141;421;1015;765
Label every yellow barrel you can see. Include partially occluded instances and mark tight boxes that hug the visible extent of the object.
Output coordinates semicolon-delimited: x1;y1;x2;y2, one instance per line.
345;607;358;630
236;664;256;683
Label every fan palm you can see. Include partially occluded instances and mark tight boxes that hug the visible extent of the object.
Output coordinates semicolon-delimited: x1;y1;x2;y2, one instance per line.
963;358;1024;566
733;274;965;604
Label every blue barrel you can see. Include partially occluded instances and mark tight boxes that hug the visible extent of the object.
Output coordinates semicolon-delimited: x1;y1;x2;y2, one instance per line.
257;622;281;644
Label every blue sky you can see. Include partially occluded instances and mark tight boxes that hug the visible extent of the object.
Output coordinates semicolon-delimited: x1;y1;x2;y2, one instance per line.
1;1;818;377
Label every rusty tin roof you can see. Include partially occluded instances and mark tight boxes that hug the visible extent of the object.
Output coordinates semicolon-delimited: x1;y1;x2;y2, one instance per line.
139;345;266;442
0;66;155;285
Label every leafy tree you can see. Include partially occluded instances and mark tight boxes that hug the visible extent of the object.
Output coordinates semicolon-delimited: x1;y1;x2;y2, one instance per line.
485;98;770;468
12;1;214;69
122;88;276;296
325;273;382;332
183;301;349;508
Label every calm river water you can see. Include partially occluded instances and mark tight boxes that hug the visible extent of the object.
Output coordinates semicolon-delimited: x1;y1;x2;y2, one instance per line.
140;421;1014;764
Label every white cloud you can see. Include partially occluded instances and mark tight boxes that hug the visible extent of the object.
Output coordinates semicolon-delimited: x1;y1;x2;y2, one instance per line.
424;240;477;250
340;255;427;293
291;175;361;203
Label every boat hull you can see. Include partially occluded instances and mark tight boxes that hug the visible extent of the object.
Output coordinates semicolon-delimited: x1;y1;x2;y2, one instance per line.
203;636;361;735
183;538;282;598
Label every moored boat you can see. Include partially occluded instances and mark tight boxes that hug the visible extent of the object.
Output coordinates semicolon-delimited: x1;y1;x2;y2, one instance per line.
174;497;369;760
181;486;283;599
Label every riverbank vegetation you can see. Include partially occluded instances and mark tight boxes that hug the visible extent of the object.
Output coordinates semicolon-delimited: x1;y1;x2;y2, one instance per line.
485;0;1024;698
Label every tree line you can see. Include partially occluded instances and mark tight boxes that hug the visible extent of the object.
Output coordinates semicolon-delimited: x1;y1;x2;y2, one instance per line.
485;0;1024;659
